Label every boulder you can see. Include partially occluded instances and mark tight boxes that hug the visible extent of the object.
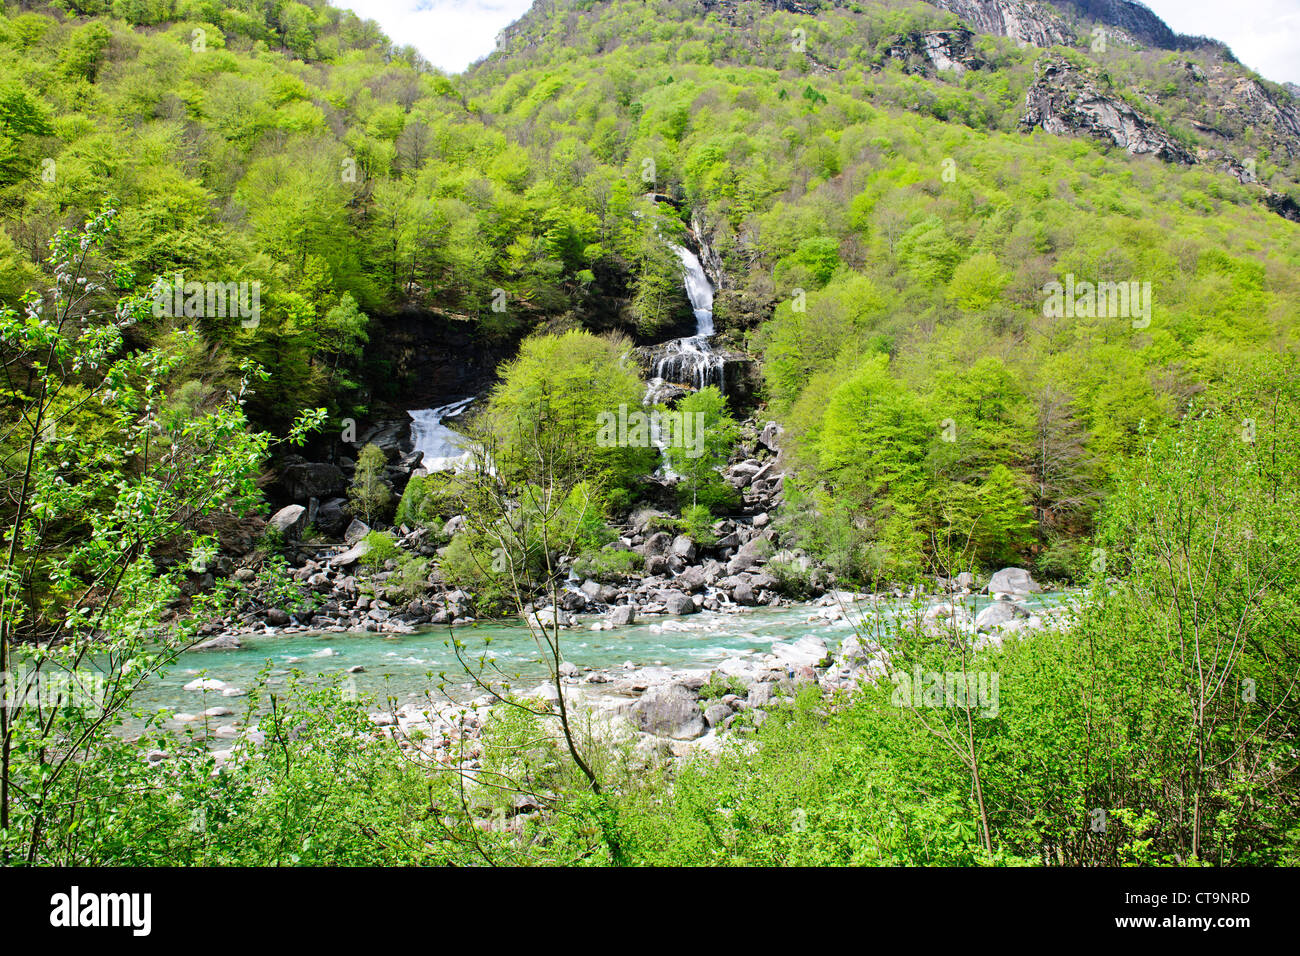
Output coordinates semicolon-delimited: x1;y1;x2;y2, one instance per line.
703;703;732;728
643;531;673;556
608;605;637;627
663;592;697;615
330;539;372;568
986;567;1041;595
732;579;759;606
193;634;242;651
771;636;829;670
344;519;371;547
631;683;706;740
671;535;697;562
975;601;1021;632
314;497;349;537
268;504;307;540
266;608;290;627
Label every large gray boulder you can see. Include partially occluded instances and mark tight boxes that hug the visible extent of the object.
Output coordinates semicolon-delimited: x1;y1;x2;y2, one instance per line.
975;601;1024;632
986;567;1041;595
663;592;697;615
343;518;370;546
608;604;637;627
314;497;349;537
631;683;706;740
268;504;307;540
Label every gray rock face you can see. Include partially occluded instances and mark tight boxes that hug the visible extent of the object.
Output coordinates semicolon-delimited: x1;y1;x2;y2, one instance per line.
671;535;697;562
884;28;984;76
631;683;706;740
279;460;345;502
931;0;1074;48
986;567;1041;594
1021;55;1194;163
268;504;308;540
266;608;291;627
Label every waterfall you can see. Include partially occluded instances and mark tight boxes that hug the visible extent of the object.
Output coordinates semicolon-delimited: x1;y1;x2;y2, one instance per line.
407;397;475;473
648;244;725;394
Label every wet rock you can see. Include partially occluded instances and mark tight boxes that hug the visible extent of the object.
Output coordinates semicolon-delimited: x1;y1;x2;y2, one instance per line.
663;592;698;616
608;605;637;627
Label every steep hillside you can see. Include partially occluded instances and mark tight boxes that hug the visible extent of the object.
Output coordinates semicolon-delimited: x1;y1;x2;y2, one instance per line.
0;0;1297;579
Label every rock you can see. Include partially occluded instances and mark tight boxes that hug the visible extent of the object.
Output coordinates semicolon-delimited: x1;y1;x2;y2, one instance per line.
202;706;235;718
631;683;706;740
1020;54;1194;164
703;703;732;728
975;601;1021;632
266;608;291;627
771;636;829;670
558;661;580;679
183;678;227;692
675;565;708;592
278;460;345;501
732;579;759;606
233;567;256;583
314;497;349;536
643;531;673;556
442;515;467;537
268;504;308;540
193;634;242;651
727;552;760;575
663;592;697;616
330;539;372;568
608;605;637;627
529;606;572;629
747;682;775;708
343;518;371;546
644;554;669;576
758;420;783;451
671;535;697;562
986;567;1041;595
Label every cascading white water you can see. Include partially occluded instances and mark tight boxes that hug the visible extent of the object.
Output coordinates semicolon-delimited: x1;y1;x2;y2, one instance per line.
648;244;725;393
407;397;475;473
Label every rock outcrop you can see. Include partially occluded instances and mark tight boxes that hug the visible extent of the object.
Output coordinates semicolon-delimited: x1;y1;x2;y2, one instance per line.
1021;55;1194;163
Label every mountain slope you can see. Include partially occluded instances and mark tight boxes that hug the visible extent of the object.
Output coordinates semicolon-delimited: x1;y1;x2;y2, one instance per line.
0;0;1297;578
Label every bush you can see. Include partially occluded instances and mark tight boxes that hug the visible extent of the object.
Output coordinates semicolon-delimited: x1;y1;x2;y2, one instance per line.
358;529;401;568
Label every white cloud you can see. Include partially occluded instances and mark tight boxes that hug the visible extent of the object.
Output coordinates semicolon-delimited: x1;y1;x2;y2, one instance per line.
331;0;534;73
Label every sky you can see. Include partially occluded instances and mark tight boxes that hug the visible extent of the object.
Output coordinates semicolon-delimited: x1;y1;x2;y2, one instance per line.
329;0;1300;84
